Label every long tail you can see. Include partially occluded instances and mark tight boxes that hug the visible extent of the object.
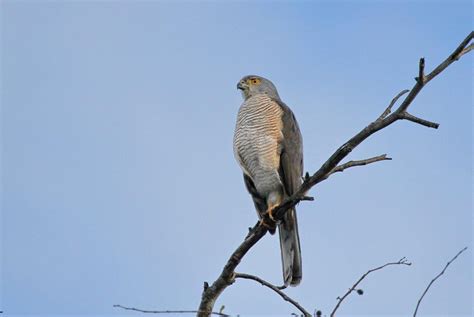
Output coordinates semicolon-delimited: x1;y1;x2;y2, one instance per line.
278;207;302;286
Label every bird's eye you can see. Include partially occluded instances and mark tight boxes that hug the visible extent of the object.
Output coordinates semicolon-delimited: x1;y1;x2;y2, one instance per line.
250;78;260;85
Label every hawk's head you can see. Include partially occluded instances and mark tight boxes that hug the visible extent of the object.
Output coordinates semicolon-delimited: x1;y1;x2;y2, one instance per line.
237;75;281;101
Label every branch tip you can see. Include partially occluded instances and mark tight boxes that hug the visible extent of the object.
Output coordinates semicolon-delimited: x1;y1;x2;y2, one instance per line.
401;112;440;129
413;247;468;316
417;57;425;84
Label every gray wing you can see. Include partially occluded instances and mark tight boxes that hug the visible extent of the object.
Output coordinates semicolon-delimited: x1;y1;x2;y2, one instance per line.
276;100;303;286
278;101;303;196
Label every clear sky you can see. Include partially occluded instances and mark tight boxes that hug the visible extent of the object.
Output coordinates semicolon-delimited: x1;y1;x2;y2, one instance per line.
1;1;472;316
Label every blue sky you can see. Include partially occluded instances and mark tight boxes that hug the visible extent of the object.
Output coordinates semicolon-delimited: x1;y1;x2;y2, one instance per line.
1;1;472;316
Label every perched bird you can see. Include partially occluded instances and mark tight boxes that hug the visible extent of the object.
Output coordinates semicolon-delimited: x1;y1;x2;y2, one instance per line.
233;75;303;286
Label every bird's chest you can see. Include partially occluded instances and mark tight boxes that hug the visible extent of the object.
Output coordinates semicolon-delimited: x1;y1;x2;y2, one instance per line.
233;96;284;175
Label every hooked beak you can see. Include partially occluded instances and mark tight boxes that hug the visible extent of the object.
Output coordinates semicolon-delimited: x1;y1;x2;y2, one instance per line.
237;82;246;90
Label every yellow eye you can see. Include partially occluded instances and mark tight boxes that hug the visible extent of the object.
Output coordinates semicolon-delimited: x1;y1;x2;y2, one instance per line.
249;78;261;85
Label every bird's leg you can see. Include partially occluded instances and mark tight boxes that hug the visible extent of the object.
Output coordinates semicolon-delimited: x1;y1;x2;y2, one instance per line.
256;191;282;234
267;204;277;222
266;191;283;221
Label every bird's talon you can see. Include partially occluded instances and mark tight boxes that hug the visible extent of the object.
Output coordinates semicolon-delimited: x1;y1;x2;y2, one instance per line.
268;208;276;221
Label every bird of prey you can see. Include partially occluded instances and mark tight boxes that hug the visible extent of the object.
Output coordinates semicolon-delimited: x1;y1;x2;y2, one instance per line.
233;75;303;286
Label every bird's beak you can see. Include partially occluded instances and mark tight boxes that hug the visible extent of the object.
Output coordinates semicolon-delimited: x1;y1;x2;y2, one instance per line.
237;82;245;90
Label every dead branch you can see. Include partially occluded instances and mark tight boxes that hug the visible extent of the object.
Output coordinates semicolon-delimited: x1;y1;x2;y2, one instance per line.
330;257;412;317
197;32;473;316
234;273;311;316
113;304;229;316
413;247;468;316
329;154;392;175
377;89;410;120
399;112;440;129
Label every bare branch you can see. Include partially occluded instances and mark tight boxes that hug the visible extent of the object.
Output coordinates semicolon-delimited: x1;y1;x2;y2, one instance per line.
378;89;410;120
329;154;392;176
413;247;468;317
400;112;440;129
416;57;425;84
197;33;473;316
459;43;473;57
234;273;311;317
387;32;473;120
330;257;412;317
271;32;473;221
113;304;229;316
424;31;473;83
197;222;268;315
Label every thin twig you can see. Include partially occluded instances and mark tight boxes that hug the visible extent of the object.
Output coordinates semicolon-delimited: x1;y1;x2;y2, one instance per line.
400;112;439;129
417;57;425;84
113;304;230;316
330;257;412;317
424;31;473;83
459;43;473;56
234;273;311;316
329;154;392;175
378;89;410;120
413;247;468;316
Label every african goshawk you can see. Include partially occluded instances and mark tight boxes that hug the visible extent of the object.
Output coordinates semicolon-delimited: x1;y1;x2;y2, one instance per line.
233;75;303;286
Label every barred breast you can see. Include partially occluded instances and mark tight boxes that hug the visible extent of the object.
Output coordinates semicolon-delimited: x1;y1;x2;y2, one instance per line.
233;94;284;196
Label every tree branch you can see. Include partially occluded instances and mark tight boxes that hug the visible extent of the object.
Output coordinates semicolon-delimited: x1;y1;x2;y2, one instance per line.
234;273;311;316
416;57;425;84
197;32;473;316
330;257;411;317
113;304;229;316
399;112;440;129
271;31;472;221
329;154;392;176
377;89;410;121
413;247;468;316
424;31;473;83
330;257;412;317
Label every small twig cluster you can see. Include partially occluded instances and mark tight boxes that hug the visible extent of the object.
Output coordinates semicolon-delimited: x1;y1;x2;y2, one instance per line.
330;257;412;317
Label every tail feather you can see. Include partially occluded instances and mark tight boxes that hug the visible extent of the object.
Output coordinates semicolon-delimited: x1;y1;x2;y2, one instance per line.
278;207;302;286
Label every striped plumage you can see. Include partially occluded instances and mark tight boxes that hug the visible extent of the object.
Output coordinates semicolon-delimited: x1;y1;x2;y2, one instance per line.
233;75;303;287
233;94;283;198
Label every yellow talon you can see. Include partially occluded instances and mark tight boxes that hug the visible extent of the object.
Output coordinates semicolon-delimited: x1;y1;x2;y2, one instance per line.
268;207;276;221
